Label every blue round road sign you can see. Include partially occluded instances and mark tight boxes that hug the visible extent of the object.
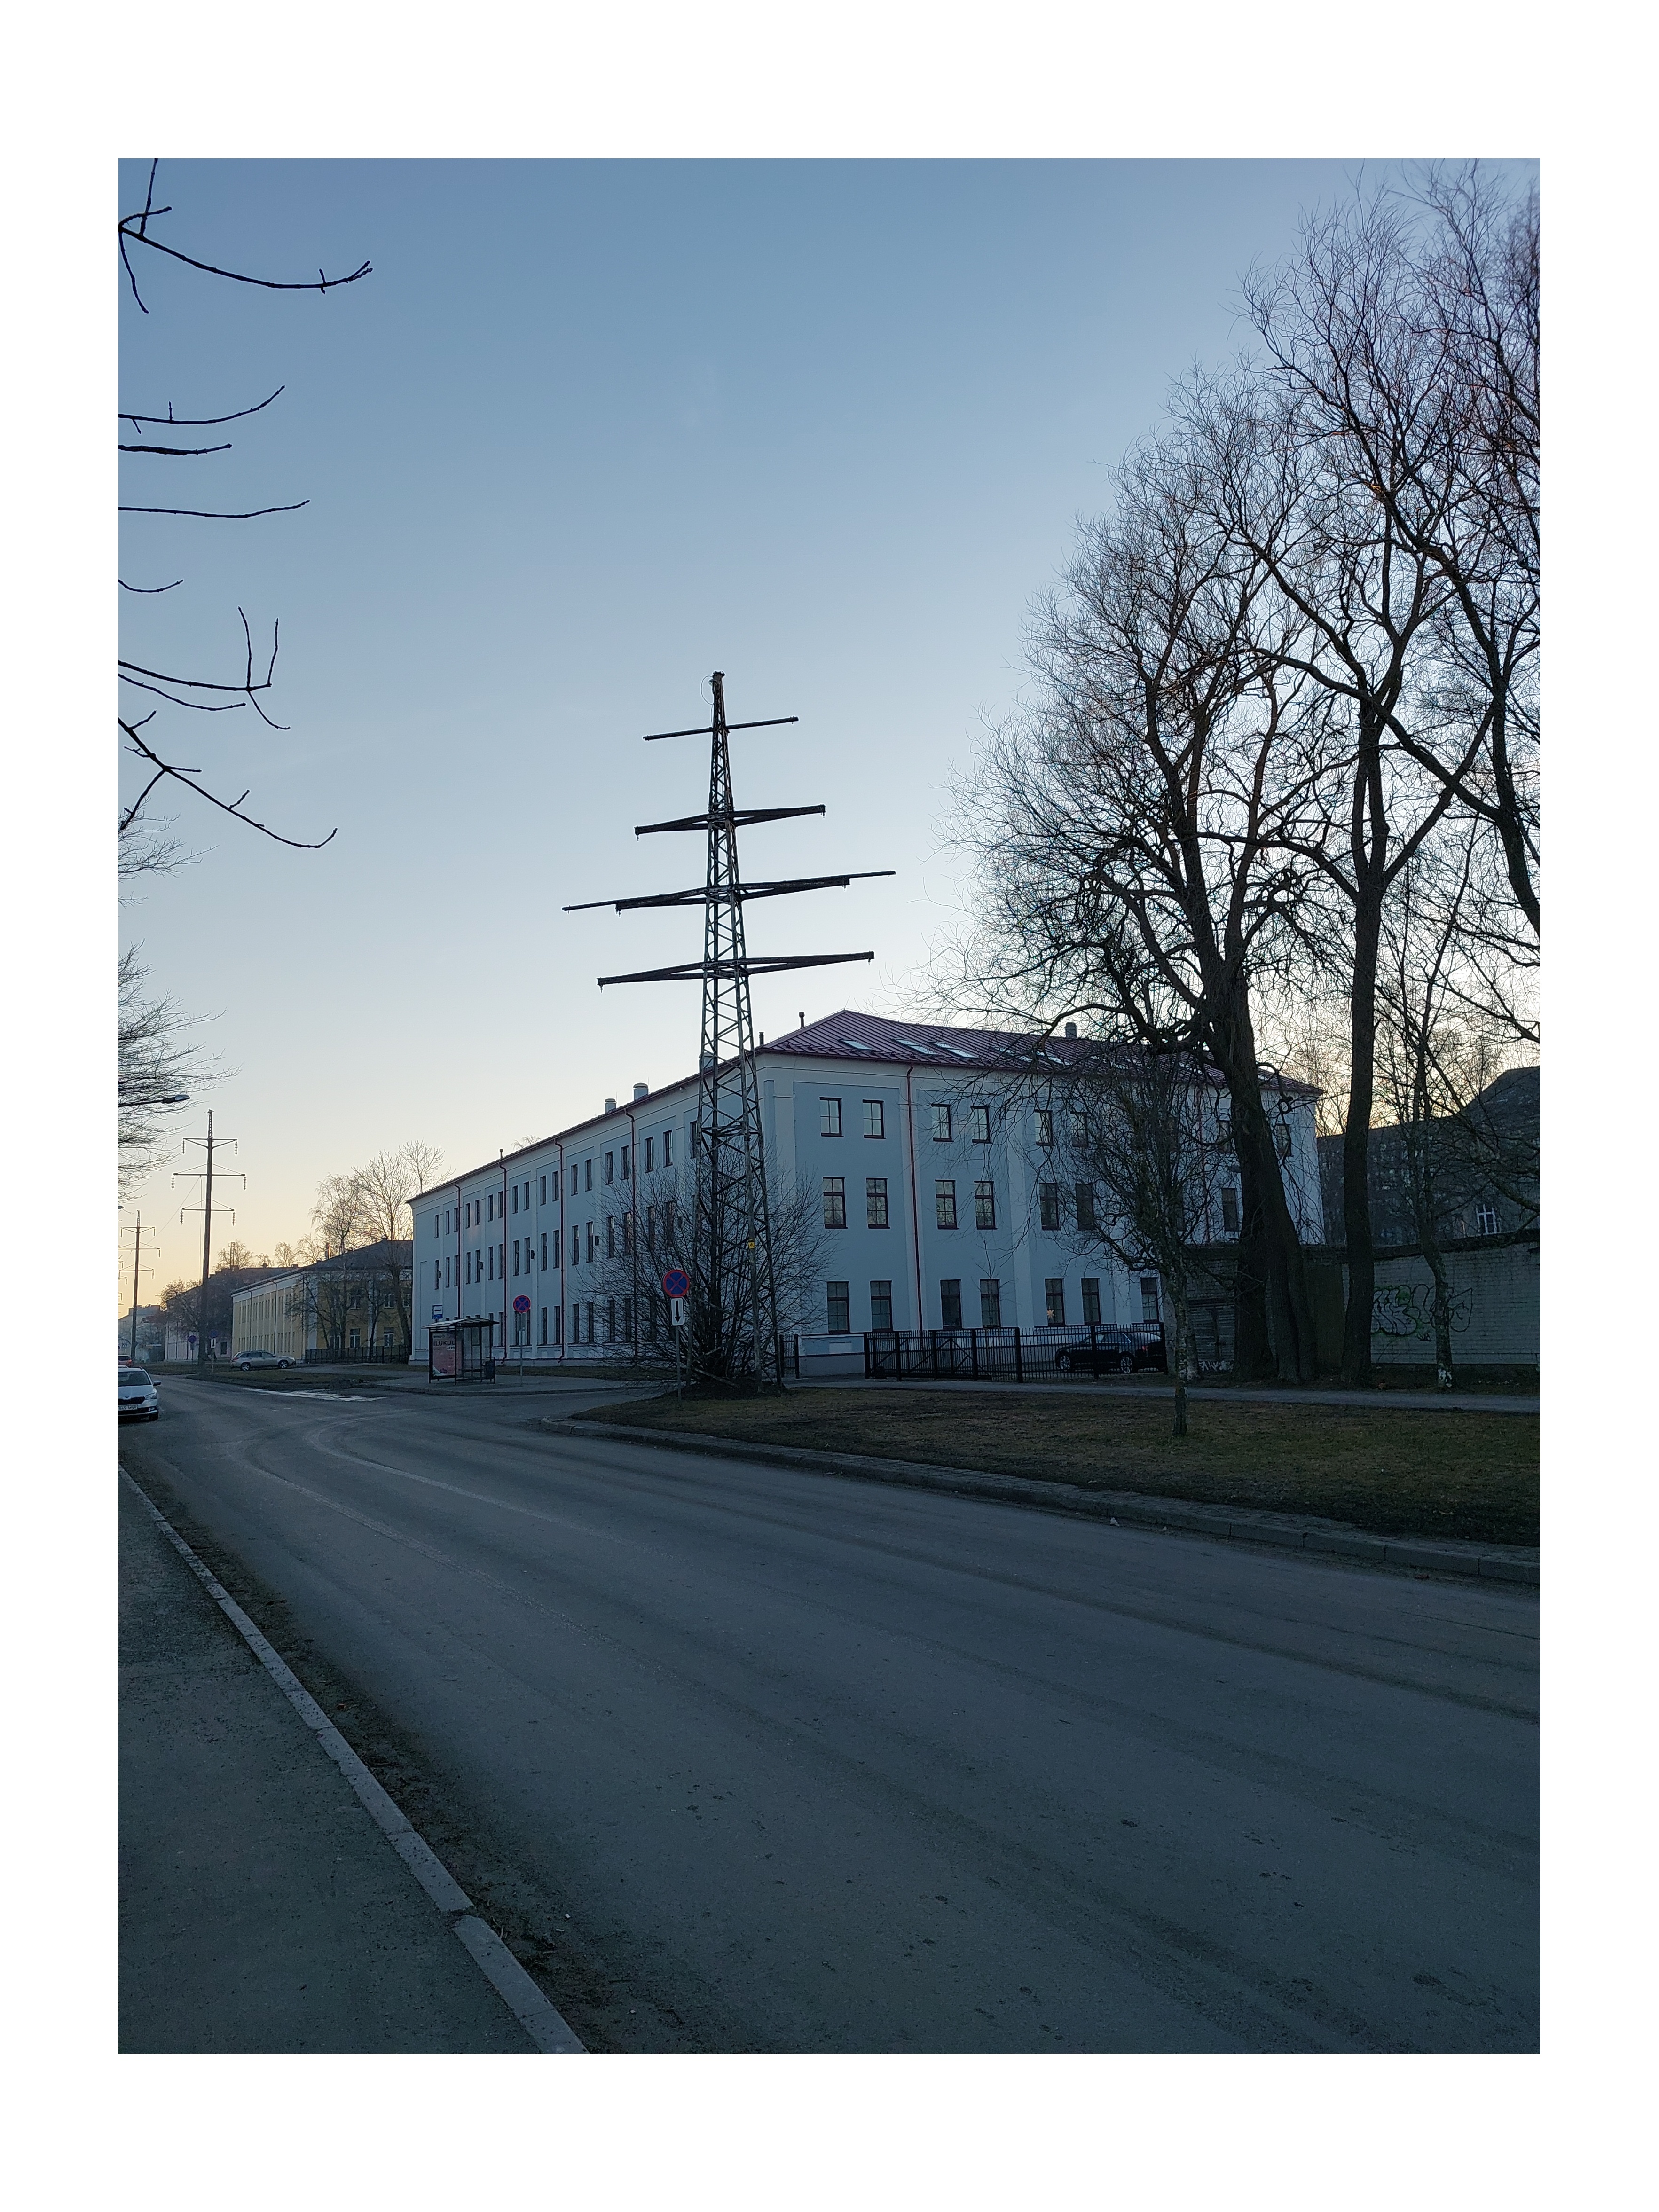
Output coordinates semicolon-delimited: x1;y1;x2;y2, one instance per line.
662;1268;690;1300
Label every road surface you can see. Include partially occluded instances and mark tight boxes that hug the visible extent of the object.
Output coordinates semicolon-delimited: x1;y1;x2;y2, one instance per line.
120;1374;1539;2052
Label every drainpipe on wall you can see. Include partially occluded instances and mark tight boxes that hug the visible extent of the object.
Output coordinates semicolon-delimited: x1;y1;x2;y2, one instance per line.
904;1062;925;1333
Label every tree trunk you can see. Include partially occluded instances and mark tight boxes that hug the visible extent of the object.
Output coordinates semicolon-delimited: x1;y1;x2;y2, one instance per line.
1169;1276;1194;1438
1341;879;1383;1387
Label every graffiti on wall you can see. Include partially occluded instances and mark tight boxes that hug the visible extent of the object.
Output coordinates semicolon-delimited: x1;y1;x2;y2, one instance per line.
1371;1281;1474;1342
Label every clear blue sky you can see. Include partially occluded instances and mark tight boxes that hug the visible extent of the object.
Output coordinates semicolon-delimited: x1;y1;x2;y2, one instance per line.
119;157;1475;1288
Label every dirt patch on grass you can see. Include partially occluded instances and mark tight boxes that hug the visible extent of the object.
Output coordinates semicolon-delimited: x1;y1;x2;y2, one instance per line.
581;1388;1539;1547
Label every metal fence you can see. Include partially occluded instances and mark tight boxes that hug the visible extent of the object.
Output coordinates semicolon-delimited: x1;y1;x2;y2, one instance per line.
863;1321;1169;1383
304;1343;412;1365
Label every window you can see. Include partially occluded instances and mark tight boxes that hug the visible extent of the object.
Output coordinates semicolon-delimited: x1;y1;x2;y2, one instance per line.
1035;1108;1054;1148
826;1281;850;1334
823;1176;847;1229
821;1097;842;1137
645;1137;654;1173
1075;1182;1096;1232
1045;1279;1066;1326
585;1301;595;1342
1140;1275;1161;1323
1221;1186;1241;1235
622;1295;633;1341
939;1279;963;1329
349;1329;360;1350
623;1214;633;1255
584;1159;592;1192
866;1177;889;1229
1039;1183;1061;1232
487;1246;495;1281
969;1104;991;1145
570;1303;581;1343
620;1145;629;1182
569;1165;578;1198
541;1307;548;1345
540;1232;547;1270
539;1175;547;1207
863;1099;885;1139
550;1229;559;1270
936;1179;958;1230
605;1298;615;1342
499;1242;506;1279
553;1305;562;1344
571;1226;580;1266
662;1129;673;1168
974;1179;996;1230
605;1151;614;1185
487;1192;494;1221
931;1103;952;1142
511;1184;518;1215
606;1217;616;1259
586;1223;596;1263
465;1251;472;1285
1081;1277;1101;1325
979;1279;1002;1328
869;1280;893;1331
512;1239;520;1275
1475;1204;1500;1236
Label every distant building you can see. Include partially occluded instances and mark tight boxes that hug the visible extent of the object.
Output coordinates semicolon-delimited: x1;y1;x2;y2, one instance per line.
1318;1065;1539;1248
230;1240;413;1361
407;1009;1322;1373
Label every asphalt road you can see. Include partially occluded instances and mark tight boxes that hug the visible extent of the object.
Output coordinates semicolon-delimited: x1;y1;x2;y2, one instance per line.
121;1374;1539;2052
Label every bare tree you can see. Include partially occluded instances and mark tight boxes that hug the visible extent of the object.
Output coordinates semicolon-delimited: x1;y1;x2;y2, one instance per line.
118;160;369;859
354;1142;444;1350
118;946;212;1192
950;416;1328;1381
1046;1041;1232;1435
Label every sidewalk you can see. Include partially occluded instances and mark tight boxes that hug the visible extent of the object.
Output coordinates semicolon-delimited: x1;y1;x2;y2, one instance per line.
120;1473;567;2052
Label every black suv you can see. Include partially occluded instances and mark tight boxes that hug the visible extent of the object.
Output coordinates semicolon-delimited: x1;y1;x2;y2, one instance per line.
1051;1329;1167;1376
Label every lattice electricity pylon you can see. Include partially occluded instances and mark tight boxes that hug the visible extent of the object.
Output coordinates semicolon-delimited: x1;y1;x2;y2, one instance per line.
568;670;891;1389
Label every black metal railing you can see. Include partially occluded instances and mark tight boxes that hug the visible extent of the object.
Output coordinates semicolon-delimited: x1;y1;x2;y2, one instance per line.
304;1343;412;1365
863;1321;1169;1382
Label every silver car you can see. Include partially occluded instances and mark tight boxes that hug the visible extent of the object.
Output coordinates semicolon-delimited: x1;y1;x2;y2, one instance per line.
232;1349;296;1372
119;1367;159;1421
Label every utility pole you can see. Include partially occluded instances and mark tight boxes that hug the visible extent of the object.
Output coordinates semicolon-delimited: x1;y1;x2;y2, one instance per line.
124;1213;159;1360
568;670;892;1392
174;1110;244;1365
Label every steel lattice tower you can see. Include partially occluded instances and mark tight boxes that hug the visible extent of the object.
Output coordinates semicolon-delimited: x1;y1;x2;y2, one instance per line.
572;671;890;1390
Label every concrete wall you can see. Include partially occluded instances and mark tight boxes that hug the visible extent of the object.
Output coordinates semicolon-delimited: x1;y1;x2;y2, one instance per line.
1365;1240;1539;1367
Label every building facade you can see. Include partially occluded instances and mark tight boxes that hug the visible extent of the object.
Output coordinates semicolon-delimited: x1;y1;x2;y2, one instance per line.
231;1241;414;1360
407;1010;1322;1373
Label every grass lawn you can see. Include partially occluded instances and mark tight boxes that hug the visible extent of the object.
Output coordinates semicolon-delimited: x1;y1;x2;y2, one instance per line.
582;1386;1539;1547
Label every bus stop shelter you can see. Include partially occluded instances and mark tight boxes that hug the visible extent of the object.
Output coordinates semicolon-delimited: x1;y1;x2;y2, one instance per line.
428;1317;495;1384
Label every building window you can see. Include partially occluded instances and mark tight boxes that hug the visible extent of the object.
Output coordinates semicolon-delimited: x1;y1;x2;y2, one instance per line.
539;1175;547;1207
606;1218;616;1259
511;1184;518;1215
569;1165;578;1197
1221;1186;1240;1235
585;1159;593;1192
570;1303;581;1343
621;1145;630;1181
487;1192;495;1221
969;1104;991;1145
936;1180;958;1230
821;1097;842;1137
571;1226;580;1266
487;1246;495;1281
1140;1275;1161;1323
974;1179;996;1230
586;1223;596;1263
662;1129;673;1168
622;1295;633;1340
540;1232;547;1270
512;1239;520;1275
645;1137;654;1173
826;1281;850;1334
1039;1182;1061;1232
349;1329;360;1350
1075;1182;1097;1232
823;1177;847;1229
1475;1204;1500;1236
939;1279;963;1330
869;1280;893;1331
1035;1108;1054;1148
1081;1277;1101;1325
605;1298;615;1343
866;1177;889;1228
540;1307;548;1345
553;1305;562;1344
931;1103;952;1142
605;1151;614;1185
979;1278;1002;1328
1045;1279;1066;1326
464;1252;472;1285
863;1099;885;1139
499;1242;505;1279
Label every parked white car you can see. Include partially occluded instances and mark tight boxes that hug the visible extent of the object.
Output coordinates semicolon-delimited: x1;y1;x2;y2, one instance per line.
232;1350;297;1372
119;1368;159;1421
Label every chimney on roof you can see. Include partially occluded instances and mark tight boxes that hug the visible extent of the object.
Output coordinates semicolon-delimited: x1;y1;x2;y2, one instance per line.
605;1098;617;1114
798;1011;805;1028
1064;1022;1077;1039
633;1082;649;1101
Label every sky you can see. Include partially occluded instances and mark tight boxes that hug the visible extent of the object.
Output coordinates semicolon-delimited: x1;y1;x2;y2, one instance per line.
118;157;1486;1303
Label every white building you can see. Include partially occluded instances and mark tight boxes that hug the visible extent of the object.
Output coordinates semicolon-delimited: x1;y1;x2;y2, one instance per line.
408;1010;1321;1374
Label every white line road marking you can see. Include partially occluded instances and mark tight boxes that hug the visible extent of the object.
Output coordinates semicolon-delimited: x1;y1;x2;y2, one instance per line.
121;1468;586;2055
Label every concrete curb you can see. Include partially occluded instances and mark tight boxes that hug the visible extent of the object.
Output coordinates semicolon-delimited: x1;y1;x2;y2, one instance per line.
121;1469;587;2053
541;1415;1539;1587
